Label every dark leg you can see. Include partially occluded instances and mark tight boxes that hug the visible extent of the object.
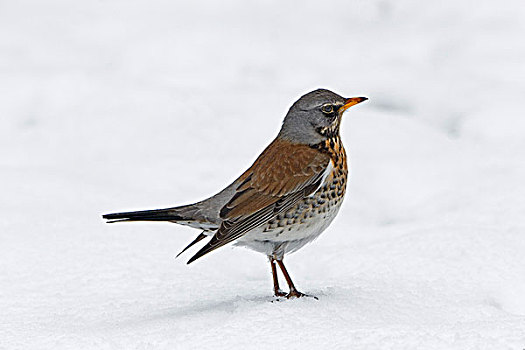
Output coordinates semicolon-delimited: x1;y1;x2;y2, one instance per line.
269;257;287;297
275;259;309;299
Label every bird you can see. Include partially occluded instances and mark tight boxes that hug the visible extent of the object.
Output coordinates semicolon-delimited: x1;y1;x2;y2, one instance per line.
102;89;367;299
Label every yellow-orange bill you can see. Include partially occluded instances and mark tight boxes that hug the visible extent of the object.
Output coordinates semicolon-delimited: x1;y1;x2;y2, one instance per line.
340;97;368;113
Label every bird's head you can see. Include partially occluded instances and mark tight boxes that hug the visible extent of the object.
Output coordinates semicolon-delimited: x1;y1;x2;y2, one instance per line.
279;89;367;144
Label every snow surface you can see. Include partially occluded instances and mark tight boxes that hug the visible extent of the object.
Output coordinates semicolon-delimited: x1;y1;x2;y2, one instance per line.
1;0;525;349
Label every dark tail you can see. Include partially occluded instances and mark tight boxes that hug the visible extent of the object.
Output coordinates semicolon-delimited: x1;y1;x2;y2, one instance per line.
102;207;187;223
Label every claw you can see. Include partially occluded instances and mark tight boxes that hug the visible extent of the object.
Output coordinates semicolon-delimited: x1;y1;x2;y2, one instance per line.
285;289;318;300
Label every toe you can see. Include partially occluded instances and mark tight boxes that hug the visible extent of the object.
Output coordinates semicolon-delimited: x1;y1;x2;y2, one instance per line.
286;290;318;300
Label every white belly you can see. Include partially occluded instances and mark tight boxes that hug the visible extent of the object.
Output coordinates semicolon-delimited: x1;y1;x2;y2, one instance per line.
234;185;344;257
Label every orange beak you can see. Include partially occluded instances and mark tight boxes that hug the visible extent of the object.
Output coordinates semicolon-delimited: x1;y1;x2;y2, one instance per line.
339;96;368;113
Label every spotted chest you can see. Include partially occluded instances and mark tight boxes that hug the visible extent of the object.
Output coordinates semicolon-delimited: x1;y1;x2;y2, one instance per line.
312;135;348;200
258;136;348;244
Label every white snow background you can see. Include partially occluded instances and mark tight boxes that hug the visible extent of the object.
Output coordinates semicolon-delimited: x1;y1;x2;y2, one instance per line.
1;0;525;349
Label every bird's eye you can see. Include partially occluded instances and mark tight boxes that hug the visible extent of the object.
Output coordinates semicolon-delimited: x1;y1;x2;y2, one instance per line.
321;104;334;114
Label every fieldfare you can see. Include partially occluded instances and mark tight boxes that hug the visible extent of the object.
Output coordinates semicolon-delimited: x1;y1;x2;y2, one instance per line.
103;89;367;299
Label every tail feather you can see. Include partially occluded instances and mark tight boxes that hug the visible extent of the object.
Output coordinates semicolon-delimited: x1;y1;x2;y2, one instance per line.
102;204;220;231
102;207;185;223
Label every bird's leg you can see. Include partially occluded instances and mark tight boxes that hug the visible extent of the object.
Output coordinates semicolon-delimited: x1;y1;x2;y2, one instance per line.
275;259;311;299
269;257;287;297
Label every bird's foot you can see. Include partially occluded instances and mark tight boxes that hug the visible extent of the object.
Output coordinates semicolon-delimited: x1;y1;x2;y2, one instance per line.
286;289;318;300
274;289;287;298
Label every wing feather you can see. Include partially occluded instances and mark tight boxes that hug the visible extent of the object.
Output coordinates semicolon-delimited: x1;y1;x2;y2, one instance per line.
187;138;330;264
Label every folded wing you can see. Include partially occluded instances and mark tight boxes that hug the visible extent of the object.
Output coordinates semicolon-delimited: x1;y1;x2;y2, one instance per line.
187;138;330;264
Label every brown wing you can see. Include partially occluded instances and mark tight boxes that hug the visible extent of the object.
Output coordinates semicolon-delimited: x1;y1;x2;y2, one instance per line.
187;138;330;264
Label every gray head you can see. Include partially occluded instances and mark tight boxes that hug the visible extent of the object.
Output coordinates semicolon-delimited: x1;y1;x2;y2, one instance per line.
278;89;367;144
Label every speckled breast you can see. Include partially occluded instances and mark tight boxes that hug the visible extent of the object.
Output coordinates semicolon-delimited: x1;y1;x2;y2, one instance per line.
261;136;348;244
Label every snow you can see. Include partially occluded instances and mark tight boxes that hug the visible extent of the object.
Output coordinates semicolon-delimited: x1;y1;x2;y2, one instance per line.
1;0;525;348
